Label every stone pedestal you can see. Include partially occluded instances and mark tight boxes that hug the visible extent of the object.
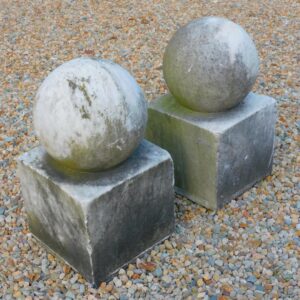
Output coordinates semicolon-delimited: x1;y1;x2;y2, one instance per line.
18;140;174;286
146;93;276;210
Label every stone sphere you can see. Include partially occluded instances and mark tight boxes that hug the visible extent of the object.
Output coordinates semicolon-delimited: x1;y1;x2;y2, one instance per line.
163;17;259;113
34;58;147;171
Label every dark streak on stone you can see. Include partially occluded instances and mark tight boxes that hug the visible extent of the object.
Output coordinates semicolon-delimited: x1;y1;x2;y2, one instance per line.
67;79;92;119
78;83;92;106
79;105;91;119
67;79;77;91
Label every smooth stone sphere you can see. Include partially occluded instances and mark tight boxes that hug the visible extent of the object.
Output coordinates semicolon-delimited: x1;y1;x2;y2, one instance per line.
34;58;147;171
163;17;259;113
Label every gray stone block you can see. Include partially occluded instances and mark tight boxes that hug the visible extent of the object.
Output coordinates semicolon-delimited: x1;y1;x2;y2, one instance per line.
146;92;276;210
17;140;174;286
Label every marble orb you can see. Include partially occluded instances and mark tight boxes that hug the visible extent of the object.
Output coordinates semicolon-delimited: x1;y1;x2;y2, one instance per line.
163;16;259;113
34;58;147;171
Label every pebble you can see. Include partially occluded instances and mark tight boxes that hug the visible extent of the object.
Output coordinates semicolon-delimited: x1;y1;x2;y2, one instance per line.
197;279;204;287
213;273;219;281
127;270;134;278
65;291;75;299
255;284;264;292
79;284;85;294
246;275;257;284
113;278;122;288
162;275;172;283
164;240;173;250
153;268;163;278
105;284;113;292
215;259;223;267
284;216;292;225
120;275;128;284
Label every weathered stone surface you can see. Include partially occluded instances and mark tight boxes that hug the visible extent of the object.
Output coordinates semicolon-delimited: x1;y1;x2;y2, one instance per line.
163;17;259;113
34;58;147;171
146;93;276;210
18;140;174;285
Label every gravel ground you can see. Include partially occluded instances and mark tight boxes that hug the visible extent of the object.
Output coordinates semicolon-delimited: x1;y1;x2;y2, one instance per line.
1;0;299;299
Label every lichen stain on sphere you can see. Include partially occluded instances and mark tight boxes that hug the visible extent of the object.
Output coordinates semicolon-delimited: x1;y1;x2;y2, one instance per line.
33;58;148;171
163;17;259;113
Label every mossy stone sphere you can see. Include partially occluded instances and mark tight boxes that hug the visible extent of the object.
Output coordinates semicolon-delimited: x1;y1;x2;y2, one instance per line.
163;17;259;113
34;58;147;171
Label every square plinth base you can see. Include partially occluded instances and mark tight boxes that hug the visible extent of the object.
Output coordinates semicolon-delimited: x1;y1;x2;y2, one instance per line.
18;140;174;286
146;92;276;210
